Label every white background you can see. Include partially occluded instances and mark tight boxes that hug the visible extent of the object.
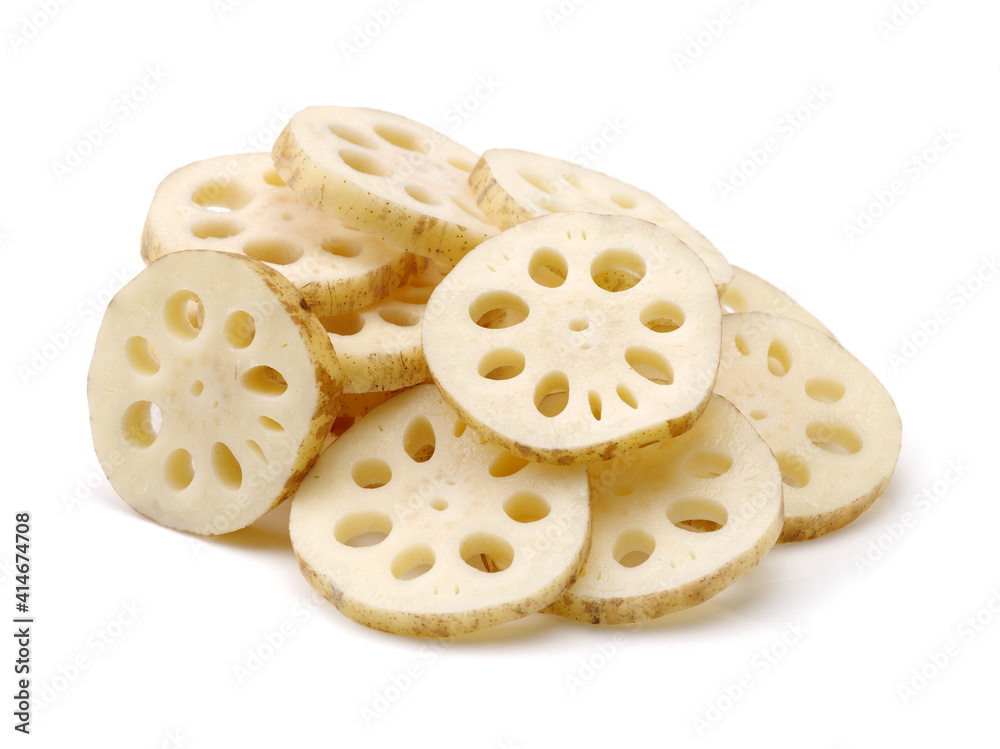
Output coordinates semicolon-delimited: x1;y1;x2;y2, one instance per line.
3;0;998;745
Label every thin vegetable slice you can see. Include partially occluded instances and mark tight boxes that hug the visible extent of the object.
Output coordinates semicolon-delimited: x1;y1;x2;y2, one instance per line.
290;384;590;637
272;106;498;266
546;395;783;625
141;153;420;317
88;250;344;534
320;263;446;393
721;265;835;339
713;313;901;542
470;147;732;293
422;212;722;465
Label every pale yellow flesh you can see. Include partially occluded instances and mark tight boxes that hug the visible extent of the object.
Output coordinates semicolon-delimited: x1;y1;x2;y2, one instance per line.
470;148;733;294
421;212;722;465
546;395;783;625
319;263;447;393
87;250;344;535
322;388;415;453
713;313;901;542
272;106;498;267
141;153;420;317
337;389;404;421
721;265;835;339
289;384;591;637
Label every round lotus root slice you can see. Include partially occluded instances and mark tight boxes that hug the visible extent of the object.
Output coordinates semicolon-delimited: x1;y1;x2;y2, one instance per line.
713;313;902;543
87;250;344;535
421;212;722;466
289;384;591;637
272;106;499;267
319;262;447;393
545;395;783;625
332;390;401;436
470;148;733;294
141;152;421;317
721;266;835;339
321;387;417;453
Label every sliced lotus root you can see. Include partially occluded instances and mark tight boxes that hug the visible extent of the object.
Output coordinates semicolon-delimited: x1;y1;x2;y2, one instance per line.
141;152;421;317
87;250;344;535
289;384;591;637
322;387;415;453
320;262;446;393
721;265;835;339
470;148;733;294
320;392;392;453
713;313;901;543
545;395;782;625
421;212;722;466
333;391;400;434
272;106;499;267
